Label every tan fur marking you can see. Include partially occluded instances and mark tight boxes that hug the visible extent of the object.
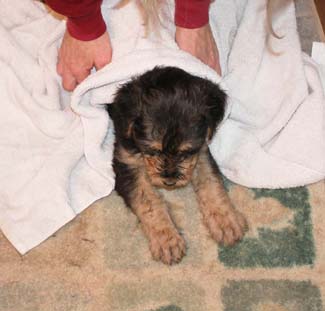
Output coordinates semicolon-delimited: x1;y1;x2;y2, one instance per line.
191;146;247;245
126;123;134;138
143;156;162;185
148;141;163;151
178;143;193;152
179;155;198;180
120;147;186;264
116;145;141;166
143;156;159;172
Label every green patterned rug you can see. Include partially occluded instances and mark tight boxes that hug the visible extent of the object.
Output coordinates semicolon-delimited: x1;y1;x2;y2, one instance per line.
0;180;324;311
0;1;324;310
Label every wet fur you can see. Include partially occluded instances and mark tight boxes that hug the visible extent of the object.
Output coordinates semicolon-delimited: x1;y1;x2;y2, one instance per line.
107;67;247;264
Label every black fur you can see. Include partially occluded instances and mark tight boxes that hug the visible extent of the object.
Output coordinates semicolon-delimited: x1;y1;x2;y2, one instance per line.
113;159;138;207
107;66;227;203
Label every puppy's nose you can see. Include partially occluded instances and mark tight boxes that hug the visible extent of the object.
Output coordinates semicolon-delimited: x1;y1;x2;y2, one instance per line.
161;170;178;179
163;180;176;187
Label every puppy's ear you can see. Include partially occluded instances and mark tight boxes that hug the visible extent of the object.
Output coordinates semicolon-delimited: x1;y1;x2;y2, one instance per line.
106;103;114;120
200;80;227;141
108;79;143;138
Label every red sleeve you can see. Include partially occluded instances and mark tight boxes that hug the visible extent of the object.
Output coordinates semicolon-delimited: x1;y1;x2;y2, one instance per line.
175;0;210;29
45;0;106;41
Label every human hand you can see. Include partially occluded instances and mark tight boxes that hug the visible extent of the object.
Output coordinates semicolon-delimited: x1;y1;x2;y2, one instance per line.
175;24;221;75
57;30;112;91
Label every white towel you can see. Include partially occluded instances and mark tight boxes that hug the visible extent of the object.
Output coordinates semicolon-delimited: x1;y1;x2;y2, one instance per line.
0;0;115;254
312;42;325;89
0;0;324;254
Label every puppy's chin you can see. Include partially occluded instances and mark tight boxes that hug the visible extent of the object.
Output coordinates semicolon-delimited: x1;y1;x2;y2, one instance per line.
148;175;191;190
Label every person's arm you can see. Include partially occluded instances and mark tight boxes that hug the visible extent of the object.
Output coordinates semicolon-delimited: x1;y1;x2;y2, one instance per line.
46;0;106;40
174;0;221;75
45;0;112;91
175;0;210;29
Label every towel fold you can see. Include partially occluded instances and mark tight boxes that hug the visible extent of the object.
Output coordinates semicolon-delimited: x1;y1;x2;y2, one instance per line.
0;0;324;254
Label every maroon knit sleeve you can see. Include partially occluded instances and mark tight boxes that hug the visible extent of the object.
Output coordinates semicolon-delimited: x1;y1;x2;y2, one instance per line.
45;0;106;41
175;0;210;29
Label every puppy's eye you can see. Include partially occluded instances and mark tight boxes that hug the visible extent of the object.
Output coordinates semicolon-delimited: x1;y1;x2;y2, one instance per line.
178;148;199;160
144;148;161;156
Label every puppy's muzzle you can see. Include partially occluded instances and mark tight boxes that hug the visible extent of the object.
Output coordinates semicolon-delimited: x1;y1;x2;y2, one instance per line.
160;170;182;188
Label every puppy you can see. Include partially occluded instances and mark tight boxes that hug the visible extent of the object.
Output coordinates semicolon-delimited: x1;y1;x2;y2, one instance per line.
107;67;247;265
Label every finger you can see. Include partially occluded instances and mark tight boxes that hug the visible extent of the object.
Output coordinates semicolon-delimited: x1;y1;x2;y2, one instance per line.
73;69;91;84
214;62;222;76
62;70;77;92
212;51;222;75
94;54;111;71
57;59;63;76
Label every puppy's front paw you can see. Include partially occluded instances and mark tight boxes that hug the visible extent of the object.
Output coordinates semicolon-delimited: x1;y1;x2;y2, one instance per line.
204;208;247;246
148;227;186;265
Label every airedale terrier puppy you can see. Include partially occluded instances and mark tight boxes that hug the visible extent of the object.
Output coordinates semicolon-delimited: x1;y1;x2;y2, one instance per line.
107;66;247;265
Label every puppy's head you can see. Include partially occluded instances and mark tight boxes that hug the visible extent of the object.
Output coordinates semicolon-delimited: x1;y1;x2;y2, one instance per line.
109;67;226;189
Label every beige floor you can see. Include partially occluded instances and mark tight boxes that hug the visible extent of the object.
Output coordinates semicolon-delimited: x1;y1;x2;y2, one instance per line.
0;1;324;311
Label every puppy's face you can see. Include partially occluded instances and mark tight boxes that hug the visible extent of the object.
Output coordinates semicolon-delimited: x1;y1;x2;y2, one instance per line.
137;130;204;189
110;67;227;189
133;106;209;189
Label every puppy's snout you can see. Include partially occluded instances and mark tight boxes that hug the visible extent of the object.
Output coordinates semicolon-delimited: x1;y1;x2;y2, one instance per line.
160;170;179;187
160;170;178;179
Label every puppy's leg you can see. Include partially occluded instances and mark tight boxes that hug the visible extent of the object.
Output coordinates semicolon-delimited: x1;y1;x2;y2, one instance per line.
114;147;186;265
191;147;247;246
